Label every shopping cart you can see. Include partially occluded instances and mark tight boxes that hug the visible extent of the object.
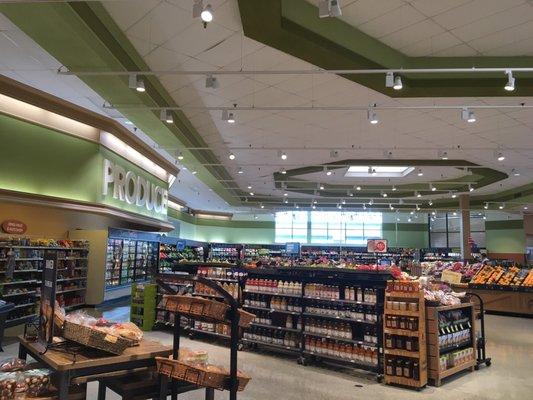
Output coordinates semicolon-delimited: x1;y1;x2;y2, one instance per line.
465;292;492;369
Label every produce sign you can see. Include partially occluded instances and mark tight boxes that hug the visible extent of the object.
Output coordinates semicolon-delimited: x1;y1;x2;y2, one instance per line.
39;251;58;345
1;219;27;234
367;239;388;253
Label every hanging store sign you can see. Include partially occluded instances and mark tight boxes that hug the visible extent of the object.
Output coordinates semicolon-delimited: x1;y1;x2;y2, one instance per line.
102;159;168;215
367;239;388;253
1;219;27;234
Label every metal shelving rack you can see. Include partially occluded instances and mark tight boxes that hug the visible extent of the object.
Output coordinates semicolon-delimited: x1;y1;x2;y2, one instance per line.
241;267;391;380
156;274;242;400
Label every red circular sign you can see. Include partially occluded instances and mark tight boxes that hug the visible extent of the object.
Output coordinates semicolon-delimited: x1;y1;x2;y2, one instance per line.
375;240;386;252
1;219;27;234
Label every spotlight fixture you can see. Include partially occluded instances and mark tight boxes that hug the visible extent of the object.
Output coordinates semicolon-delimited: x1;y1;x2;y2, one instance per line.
325;167;332;176
278;150;288;160
430;183;436;191
160;109;173;124
318;0;342;18
191;170;197;175
416;204;420;211
176;151;184;161
432;210;436;216
341;199;346;204
396;217;400;221
229;152;235;160
284;198;288;204
524;206;528;210
205;74;219;89
312;204;316;209
417;169;423;177
389;204;394;210
227;113;235;124
193;0;213;25
461;107;476;123
237;167;243;174
337;204;342;209
496;152;505;162
363;204;367;210
452;211;457;216
254;215;258;220
408;218;412;222
319;184;325;190
247;185;252;189
415;191;421;198
313;200;318;204
428;200;433;206
249;192;254;196
382;191;387;198
295;204;299;209
451;193;457;199
128;74;145;92
512;169;520;176
439;151;449;160
385;72;403;90
284;193;288;197
483;215;487;220
504;70;515;91
369;199;374;206
280;168;287;175
469;184;474;192
367;107;379;125
484;202;489;210
356;186;361;191
348;191;354;197
260;203;264;209
410;210;415;215
499;203;505;210
392;186;397;191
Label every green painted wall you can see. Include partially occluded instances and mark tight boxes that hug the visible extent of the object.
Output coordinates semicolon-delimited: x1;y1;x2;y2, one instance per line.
485;220;525;254
383;224;429;248
0;114;168;220
195;225;275;244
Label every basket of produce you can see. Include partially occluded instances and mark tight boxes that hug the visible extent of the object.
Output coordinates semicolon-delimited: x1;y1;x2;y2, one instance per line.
156;355;250;391
63;321;129;355
163;295;229;322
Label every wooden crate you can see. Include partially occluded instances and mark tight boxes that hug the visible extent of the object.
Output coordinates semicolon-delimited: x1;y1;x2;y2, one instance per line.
383;286;427;389
426;303;476;386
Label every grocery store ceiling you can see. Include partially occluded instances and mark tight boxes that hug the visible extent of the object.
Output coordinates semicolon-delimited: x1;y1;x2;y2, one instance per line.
1;0;533;213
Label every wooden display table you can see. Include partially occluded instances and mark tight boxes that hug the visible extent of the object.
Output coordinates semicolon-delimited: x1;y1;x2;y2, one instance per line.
17;336;172;400
426;303;476;386
462;287;533;316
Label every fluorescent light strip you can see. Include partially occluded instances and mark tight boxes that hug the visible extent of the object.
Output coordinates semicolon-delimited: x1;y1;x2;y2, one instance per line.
167;200;184;211
195;213;232;221
0;93;100;142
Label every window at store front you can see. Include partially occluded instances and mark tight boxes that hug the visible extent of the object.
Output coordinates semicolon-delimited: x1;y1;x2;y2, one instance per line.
429;212;485;248
275;211;383;245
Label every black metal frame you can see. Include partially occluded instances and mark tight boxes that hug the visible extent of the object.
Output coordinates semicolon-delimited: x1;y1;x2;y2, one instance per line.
466;292;492;369
241;267;391;380
156;273;241;400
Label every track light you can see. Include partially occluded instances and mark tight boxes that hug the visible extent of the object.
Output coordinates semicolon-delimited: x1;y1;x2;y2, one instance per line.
325;167;332;176
504;70;515;91
356;186;361;191
280;168;287;175
249;192;254;196
430;183;436;191
389;204;394;210
284;198;288;204
524;206;528;210
439;151;449;160
415;191;421;198
451;192;457;198
160;109;173;124
247;185;252;189
128;74;145;92
348;191;354;197
499;203;505;209
484;202;489;210
205;74;219;89
295;204;299;209
496;152;505;161
469;184;474;192
382;191;387;198
318;0;342;18
512;169;520;176
428;200;433;206
432;210;436;216
399;199;404;205
452;211;457;216
363;204;367;210
319;184;325;190
227;113;235;124
260;203;264;209
461;107;476;123
278;150;287;160
193;0;213;25
177;151;184;161
229;152;235;160
237;167;243;174
417;169;423;177
392;186;397;191
313;200;318;204
337;204;342;209
416;204;420;211
367;107;379;125
408;218;412;222
191;170;197;175
385;72;403;90
369;199;374;205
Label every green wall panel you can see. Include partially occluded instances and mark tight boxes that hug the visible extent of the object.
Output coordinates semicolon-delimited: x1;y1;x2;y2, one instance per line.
486;228;525;254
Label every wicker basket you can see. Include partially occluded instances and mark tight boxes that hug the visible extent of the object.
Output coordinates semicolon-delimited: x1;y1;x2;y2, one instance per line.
63;321;129;355
237;309;255;328
155;357;251;391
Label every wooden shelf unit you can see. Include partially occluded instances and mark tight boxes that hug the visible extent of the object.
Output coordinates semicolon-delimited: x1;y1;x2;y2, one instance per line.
384;286;427;389
426;302;476;386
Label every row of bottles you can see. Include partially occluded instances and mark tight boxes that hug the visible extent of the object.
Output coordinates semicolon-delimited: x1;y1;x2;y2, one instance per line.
243;328;300;348
385;335;420;352
343;287;377;304
304;319;353;339
193;320;231;336
439;328;471;349
439;348;474;371
244;294;303;312
385;315;419;331
304;284;340;299
385;357;420;379
195;282;239;299
306;302;378;322
246;279;302;295
306;338;378;366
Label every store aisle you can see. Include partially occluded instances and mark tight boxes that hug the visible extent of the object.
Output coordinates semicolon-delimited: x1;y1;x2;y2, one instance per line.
2;314;531;399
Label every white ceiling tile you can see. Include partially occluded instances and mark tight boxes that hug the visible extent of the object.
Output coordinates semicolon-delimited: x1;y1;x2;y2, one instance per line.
409;0;473;17
126;2;193;47
469;21;533;54
380;19;445;51
209;0;243;32
482;37;533;56
399;31;463;56
144;46;189;71
163;21;235;57
431;43;478;57
338;0;405;26
195;33;263;67
432;0;525;30
357;5;427;39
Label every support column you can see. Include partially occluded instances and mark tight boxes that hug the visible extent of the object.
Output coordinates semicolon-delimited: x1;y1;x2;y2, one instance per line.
459;194;472;261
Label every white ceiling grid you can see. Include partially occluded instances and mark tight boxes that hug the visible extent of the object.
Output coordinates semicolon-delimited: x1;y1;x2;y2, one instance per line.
99;0;533;206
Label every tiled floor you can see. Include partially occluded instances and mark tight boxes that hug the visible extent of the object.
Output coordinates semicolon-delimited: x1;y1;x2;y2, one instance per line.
1;311;531;399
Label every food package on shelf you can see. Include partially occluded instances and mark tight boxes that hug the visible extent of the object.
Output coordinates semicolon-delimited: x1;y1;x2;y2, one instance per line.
178;347;209;367
15;369;52;397
485;266;505;284
64;312;143;342
0;372;17;400
0;359;25;373
497;267;520;286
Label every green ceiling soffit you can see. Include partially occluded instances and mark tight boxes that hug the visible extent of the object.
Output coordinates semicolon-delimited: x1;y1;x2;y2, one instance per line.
238;0;533;97
0;2;241;205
